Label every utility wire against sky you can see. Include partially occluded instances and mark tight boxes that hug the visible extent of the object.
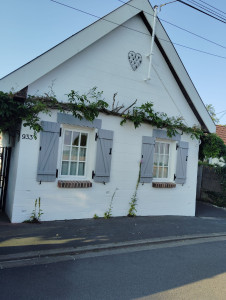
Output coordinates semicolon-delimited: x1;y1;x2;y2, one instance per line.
197;0;226;16
50;0;226;60
219;112;226;120
185;0;226;20
216;109;226;121
176;0;226;24
117;0;226;50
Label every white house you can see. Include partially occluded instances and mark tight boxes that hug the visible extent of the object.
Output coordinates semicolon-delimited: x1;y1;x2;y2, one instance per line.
0;0;215;223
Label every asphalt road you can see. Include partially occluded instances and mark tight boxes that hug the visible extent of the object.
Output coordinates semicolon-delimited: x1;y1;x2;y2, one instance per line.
1;237;226;300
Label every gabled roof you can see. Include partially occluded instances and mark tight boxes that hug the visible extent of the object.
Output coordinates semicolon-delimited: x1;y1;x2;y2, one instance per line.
216;125;226;145
0;0;215;133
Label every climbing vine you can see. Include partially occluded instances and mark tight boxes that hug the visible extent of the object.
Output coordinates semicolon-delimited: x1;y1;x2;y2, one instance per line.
0;88;205;141
0;88;107;138
120;102;203;139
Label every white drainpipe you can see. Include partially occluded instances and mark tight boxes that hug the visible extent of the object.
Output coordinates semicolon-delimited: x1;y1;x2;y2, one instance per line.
146;5;158;81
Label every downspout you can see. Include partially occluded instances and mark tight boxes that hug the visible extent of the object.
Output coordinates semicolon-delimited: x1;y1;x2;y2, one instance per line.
146;5;158;81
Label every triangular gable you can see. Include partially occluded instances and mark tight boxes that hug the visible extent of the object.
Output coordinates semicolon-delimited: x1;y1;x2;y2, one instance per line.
0;0;215;133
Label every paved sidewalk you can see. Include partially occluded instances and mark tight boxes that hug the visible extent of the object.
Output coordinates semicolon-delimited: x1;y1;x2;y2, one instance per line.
1;201;226;266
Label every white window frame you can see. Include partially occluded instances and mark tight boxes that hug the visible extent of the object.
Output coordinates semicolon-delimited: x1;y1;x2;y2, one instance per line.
59;126;91;180
152;139;176;182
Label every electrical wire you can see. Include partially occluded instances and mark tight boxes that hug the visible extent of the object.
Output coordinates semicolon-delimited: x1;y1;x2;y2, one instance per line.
196;0;226;16
50;0;226;60
117;0;226;50
176;0;226;24
160;18;226;50
216;109;226;115
185;0;226;21
219;112;226;120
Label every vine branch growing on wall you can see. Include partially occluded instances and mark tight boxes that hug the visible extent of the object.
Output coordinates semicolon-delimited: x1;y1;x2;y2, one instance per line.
0;87;206;142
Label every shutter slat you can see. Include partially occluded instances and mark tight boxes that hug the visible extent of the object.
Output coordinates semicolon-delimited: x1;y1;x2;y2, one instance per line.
175;141;189;184
140;136;155;183
37;121;60;182
94;129;113;183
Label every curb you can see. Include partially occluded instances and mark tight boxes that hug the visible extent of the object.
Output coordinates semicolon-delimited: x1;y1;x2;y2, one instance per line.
1;232;226;269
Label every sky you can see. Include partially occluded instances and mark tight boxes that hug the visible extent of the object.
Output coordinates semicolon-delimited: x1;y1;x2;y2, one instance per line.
0;0;226;124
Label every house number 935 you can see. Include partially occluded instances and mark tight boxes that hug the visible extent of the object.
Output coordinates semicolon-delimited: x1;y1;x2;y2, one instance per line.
22;134;34;140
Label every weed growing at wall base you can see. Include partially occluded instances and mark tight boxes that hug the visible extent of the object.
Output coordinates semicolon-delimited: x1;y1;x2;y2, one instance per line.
128;162;141;217
24;197;43;223
104;188;118;219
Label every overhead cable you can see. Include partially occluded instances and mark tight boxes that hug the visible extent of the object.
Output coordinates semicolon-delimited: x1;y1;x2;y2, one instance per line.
196;0;226;16
176;0;226;24
117;0;226;50
50;0;226;60
185;0;226;20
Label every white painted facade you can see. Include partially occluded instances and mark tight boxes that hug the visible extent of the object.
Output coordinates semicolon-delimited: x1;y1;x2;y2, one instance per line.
1;0;215;222
7;112;199;223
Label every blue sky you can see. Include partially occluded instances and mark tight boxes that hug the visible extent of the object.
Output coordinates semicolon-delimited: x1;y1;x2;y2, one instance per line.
1;0;226;124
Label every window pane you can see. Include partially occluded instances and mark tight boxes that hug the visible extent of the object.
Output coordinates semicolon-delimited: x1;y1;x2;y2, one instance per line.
155;143;159;153
78;162;85;176
70;162;77;175
64;130;71;145
61;161;69;175
62;146;70;160
159;143;164;154
164;144;170;154
80;134;88;146
163;156;169;167
62;130;88;177
163;167;168;178
153;142;170;179
159;155;164;166
154;153;158;165
72;132;79;146
71;147;78;161
158;167;163;178
153;166;157;178
79;148;86;161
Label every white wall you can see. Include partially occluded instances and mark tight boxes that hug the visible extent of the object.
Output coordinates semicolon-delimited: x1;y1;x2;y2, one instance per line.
28;16;199;128
7;15;200;222
9;111;199;223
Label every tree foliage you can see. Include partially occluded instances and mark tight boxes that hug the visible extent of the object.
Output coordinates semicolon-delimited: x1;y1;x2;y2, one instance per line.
199;133;226;162
205;103;219;124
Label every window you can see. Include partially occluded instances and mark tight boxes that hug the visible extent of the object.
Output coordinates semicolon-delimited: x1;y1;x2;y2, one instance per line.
153;141;170;179
37;119;114;183
61;129;88;176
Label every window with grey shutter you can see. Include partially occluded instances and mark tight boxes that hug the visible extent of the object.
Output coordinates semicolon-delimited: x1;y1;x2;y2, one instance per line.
94;129;113;183
37;121;60;182
175;141;189;184
140;136;155;183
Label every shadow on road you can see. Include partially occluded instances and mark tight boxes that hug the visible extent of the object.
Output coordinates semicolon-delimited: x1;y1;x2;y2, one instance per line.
196;201;226;218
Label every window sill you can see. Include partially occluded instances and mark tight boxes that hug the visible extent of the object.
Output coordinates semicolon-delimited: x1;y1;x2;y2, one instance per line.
152;182;176;188
58;180;92;188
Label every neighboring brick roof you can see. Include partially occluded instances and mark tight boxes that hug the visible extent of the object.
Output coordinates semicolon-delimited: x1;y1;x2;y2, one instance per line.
216;125;226;145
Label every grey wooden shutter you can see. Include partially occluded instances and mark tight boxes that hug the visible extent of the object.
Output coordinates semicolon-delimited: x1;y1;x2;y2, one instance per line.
37;121;60;182
140;136;155;183
175;141;189;184
94;129;114;183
